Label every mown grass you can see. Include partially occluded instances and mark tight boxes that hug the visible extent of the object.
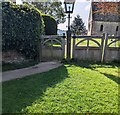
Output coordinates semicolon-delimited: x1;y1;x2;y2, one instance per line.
75;38;119;47
2;61;120;113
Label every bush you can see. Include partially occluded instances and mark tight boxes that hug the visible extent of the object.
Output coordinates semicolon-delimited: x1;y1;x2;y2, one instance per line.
42;14;57;35
2;2;44;60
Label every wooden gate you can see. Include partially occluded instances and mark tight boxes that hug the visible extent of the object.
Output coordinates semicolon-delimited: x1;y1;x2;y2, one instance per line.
40;35;66;61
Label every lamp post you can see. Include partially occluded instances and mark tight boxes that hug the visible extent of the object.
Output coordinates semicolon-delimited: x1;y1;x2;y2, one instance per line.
64;0;75;61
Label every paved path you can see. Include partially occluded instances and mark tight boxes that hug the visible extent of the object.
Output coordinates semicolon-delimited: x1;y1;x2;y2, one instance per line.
2;61;62;82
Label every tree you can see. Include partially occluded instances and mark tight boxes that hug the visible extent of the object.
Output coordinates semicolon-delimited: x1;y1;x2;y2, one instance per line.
32;1;66;24
71;15;86;35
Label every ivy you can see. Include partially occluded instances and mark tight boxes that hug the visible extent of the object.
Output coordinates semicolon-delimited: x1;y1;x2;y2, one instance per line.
2;2;44;60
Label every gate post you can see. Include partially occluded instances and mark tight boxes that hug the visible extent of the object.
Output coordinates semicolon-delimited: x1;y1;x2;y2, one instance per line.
66;30;71;61
104;33;108;62
62;33;66;59
86;37;90;60
101;33;108;62
72;34;76;59
101;34;105;62
51;37;53;60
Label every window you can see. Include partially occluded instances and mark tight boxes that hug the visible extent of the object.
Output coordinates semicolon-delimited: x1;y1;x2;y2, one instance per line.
100;25;103;31
116;26;119;31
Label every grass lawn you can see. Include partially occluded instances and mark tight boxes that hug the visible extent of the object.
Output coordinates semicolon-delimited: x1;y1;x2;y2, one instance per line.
75;38;119;47
2;61;120;113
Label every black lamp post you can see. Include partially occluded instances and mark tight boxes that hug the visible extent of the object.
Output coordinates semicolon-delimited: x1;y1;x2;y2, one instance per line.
64;0;75;61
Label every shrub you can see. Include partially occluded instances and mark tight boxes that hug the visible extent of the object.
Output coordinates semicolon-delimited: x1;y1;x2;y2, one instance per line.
42;14;57;35
2;2;44;60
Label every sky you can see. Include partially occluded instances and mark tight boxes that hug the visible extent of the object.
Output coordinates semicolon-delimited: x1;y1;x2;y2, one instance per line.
16;0;91;30
58;0;119;30
58;0;91;30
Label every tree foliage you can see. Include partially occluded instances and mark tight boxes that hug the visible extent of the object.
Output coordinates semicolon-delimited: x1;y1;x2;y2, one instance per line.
42;14;57;35
32;1;66;24
2;2;44;60
71;15;86;35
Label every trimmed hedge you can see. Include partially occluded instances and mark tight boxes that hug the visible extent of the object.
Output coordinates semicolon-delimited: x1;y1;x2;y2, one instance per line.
42;14;57;35
2;2;44;60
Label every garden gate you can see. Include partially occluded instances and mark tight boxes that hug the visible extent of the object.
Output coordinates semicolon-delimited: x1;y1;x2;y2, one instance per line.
40;35;66;61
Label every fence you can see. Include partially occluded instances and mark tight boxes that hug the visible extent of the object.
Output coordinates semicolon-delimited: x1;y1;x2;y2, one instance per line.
40;34;120;62
3;34;119;62
72;33;120;62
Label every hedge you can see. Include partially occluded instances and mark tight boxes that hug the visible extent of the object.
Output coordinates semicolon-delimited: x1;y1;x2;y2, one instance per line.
2;2;44;60
42;14;57;35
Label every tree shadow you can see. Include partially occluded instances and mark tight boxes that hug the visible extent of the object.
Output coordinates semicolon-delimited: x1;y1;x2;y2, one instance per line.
63;60;120;70
2;65;68;113
2;61;120;113
99;72;120;84
73;60;120;69
64;60;120;85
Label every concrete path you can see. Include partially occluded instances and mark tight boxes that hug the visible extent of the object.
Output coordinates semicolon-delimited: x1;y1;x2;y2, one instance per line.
2;61;62;82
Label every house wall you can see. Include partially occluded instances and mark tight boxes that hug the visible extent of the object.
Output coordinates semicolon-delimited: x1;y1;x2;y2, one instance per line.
91;21;120;36
88;21;92;35
87;6;93;35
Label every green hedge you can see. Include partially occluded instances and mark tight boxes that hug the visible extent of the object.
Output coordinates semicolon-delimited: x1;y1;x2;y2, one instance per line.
2;2;44;60
42;14;57;35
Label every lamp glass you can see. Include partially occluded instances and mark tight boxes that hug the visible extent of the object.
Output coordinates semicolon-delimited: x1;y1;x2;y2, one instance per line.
64;0;75;13
66;3;73;12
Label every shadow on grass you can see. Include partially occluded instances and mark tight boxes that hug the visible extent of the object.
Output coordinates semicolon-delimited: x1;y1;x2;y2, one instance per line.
63;60;120;85
2;65;68;113
99;72;120;84
2;60;120;113
68;60;120;69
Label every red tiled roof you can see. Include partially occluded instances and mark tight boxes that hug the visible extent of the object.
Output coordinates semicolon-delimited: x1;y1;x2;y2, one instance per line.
92;2;120;22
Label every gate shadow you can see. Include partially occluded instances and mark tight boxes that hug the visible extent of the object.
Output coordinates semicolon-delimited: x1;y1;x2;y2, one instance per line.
65;60;120;85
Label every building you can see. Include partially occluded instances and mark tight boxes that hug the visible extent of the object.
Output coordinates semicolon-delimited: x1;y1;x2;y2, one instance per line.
88;1;120;36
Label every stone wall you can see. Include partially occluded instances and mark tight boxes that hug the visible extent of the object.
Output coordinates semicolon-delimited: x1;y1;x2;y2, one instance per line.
2;50;25;63
91;21;120;36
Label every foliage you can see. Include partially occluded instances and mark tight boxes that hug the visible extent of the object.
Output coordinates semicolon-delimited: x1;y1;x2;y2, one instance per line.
2;60;38;71
32;1;66;24
2;2;44;60
71;15;86;35
2;61;119;113
42;14;57;35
